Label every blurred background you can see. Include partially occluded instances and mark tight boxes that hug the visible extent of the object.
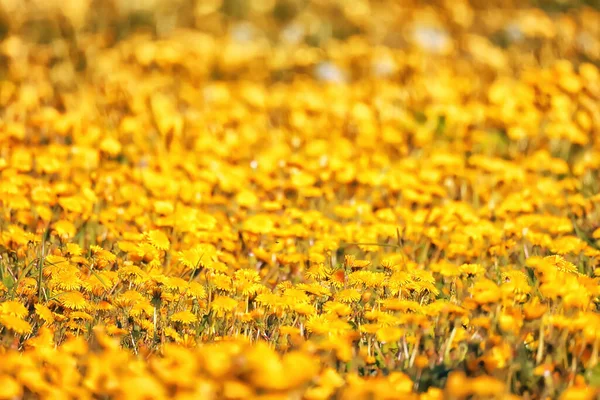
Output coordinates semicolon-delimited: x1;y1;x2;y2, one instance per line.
0;0;599;84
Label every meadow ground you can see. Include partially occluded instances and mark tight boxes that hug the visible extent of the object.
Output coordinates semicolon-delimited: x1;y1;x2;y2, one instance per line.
1;0;600;399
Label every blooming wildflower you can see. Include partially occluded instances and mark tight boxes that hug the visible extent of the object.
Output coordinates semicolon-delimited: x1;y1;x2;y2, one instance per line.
360;323;381;335
234;270;262;296
0;3;599;398
0;301;29;319
243;214;275;235
59;291;89;310
211;296;238;317
296;282;331;297
460;263;485;278
0;314;33;334
118;264;149;285
293;303;317;316
0;375;22;399
129;300;154;318
146;230;170;251
348;271;385;288
376;326;403;343
543;255;580;275
323;301;352;317
328;269;347;288
65;243;83;257
70;311;93;321
469;279;502;305
170;310;198;325
283;288;310;304
380;299;421;313
305;315;335;335
186;282;207;300
335;289;362;303
53;220;77;239
255;293;279;308
163;277;188;293
50;269;84;291
82;271;115;295
164;326;183;343
179;243;217;269
279;326;301;336
211;274;234;292
34;304;55;325
305;264;330;281
90;246;117;269
114;290;146;308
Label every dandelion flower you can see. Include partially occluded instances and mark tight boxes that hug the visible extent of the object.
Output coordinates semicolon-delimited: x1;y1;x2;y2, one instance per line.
53;220;76;239
179;243;216;269
65;243;83;256
51;269;83;291
16;278;38;298
59;291;89;310
336;288;361;303
242;214;275;235
164;326;182;343
0;301;29;319
211;296;238;316
69;311;94;321
170;310;198;325
306;315;333;335
186;282;207;300
0;314;33;334
376;326;403;344
146;229;170;250
0;375;22;399
34;304;55;325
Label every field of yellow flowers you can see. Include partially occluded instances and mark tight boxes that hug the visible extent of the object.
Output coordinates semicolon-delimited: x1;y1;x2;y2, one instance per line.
1;0;600;399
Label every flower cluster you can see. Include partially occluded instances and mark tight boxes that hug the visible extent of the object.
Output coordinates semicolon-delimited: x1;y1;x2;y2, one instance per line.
1;0;600;399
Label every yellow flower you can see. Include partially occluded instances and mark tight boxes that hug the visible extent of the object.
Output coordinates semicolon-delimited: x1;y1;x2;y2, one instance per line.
0;301;29;319
53;220;77;239
59;291;89;310
211;273;233;292
543;255;579;275
170;310;197;325
211;296;238;316
34;304;55;324
0;314;33;334
0;375;22;399
323;301;352;317
460;263;485;278
90;246;117;268
58;195;85;214
146;229;170;251
335;288;361;303
65;243;83;256
50;268;83;291
279;325;301;336
186;282;207;300
242;214;275;235
178;243;217;269
376;326;403;343
305;315;338;335
164;326;182;343
70;311;94;321
118;264;149;284
99;136;122;156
